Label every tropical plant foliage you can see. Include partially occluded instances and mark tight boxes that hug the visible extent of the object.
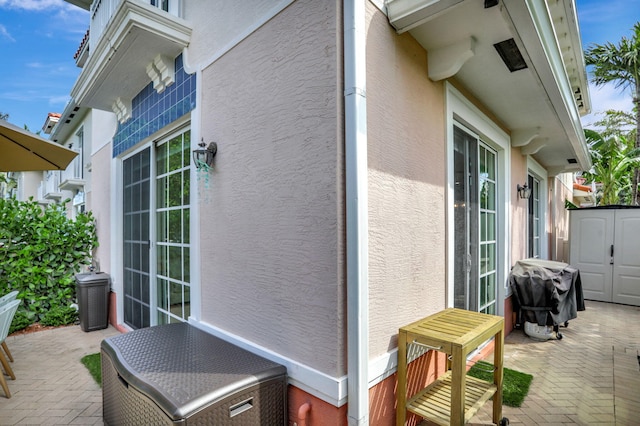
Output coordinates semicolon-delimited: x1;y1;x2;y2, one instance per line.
0;198;97;330
582;128;640;205
584;22;640;204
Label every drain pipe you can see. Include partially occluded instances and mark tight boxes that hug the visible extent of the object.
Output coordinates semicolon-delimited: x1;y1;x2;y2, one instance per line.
344;0;369;425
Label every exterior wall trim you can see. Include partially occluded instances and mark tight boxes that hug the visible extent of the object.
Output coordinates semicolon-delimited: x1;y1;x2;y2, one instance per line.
189;319;349;407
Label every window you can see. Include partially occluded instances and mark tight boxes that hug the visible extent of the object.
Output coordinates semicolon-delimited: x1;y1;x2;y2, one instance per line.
121;129;191;329
447;83;510;316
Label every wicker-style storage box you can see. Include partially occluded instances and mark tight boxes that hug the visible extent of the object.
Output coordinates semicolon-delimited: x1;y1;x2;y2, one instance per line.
101;323;287;425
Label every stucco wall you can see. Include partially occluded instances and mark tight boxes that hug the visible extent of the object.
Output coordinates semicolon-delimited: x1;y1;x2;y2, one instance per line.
553;175;573;262
511;146;528;264
365;6;447;359
184;0;295;70
198;0;345;377
91;141;112;274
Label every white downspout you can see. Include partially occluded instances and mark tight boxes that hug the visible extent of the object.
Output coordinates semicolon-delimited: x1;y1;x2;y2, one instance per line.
344;0;369;425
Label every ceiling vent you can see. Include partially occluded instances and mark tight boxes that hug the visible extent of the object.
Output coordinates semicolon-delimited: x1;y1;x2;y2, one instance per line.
494;38;528;72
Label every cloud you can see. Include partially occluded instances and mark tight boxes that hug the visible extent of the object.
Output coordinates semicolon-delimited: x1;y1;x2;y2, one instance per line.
580;83;634;127
0;0;74;11
0;24;15;42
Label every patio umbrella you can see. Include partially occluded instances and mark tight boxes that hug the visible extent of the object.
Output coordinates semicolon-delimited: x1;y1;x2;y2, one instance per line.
0;120;78;172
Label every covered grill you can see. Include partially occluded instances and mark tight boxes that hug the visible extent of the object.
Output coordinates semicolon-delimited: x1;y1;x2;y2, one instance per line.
509;259;585;340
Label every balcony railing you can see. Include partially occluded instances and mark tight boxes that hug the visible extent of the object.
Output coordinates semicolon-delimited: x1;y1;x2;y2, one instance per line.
88;0;177;56
43;172;63;201
59;156;86;191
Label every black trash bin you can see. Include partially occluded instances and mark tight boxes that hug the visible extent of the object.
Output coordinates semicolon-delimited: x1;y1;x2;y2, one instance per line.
75;272;110;332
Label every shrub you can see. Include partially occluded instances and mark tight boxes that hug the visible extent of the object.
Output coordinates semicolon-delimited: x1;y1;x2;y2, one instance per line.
40;305;78;327
9;309;34;334
0;198;97;322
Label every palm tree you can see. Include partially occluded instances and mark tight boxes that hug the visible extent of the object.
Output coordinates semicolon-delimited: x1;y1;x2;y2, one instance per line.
584;22;640;204
582;129;640;205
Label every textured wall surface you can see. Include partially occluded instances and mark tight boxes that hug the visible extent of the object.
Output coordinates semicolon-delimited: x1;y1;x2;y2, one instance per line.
91;141;112;275
365;6;447;359
199;0;345;376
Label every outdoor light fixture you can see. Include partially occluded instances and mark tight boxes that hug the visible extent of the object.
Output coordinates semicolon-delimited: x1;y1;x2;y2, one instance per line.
193;140;217;170
517;183;532;200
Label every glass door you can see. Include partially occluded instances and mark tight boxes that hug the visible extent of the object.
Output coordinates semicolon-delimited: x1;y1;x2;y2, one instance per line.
453;125;498;314
528;174;541;258
122;130;191;329
155;131;191;324
123;148;151;329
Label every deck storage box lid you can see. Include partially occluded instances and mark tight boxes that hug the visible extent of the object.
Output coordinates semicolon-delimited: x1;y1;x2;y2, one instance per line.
101;323;287;425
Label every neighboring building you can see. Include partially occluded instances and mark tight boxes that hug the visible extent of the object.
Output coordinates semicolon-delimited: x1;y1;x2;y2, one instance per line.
54;0;592;424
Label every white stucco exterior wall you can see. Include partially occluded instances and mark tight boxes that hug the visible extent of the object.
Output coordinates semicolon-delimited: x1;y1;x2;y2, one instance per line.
198;0;346;378
365;5;447;361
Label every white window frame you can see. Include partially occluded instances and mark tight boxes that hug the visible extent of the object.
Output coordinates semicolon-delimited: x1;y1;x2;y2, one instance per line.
446;83;511;316
527;157;549;259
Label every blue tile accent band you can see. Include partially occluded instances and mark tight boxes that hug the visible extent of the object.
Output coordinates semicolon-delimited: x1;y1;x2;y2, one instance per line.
113;54;196;157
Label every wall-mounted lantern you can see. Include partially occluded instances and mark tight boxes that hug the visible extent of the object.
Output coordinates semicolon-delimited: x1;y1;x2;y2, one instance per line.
517;183;532;199
193;140;217;170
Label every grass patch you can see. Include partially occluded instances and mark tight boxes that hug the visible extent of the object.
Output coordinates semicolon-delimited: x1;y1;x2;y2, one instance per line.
467;360;533;407
81;353;102;387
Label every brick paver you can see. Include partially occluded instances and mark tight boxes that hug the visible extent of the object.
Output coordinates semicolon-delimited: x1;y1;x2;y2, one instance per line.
0;301;638;424
0;325;119;425
470;301;640;425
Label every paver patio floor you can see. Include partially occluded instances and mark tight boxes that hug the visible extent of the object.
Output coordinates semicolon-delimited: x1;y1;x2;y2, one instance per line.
0;301;638;425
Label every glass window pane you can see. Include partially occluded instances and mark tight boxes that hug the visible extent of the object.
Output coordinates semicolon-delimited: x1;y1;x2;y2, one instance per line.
157;211;167;243
486;212;495;241
157;245;167;277
183;208;190;244
183;247;190;282
168;173;182;207
169;137;182;172
157;142;167;175
169;246;182;280
170;281;182;316
487;243;496;273
157;176;167;208
168;210;181;242
158;278;168;310
184;285;191;319
486;151;495;180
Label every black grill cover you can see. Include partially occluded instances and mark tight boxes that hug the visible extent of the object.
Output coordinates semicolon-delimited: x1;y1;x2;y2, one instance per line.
509;259;585;326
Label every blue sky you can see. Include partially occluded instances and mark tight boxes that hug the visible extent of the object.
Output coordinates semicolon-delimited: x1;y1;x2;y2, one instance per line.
0;0;638;135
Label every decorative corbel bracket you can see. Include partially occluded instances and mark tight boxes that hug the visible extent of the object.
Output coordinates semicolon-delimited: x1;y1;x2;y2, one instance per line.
146;54;175;94
112;97;132;124
511;128;540;147
520;138;548;156
428;37;475;81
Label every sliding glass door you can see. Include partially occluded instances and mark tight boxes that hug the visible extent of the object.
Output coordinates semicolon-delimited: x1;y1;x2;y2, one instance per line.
453;125;498;314
122;129;191;329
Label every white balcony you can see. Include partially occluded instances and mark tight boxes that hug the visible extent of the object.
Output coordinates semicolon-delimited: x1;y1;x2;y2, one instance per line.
70;0;192;117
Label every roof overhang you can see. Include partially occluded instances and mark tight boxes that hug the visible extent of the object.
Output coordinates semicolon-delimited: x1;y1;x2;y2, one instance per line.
70;0;192;121
386;0;592;173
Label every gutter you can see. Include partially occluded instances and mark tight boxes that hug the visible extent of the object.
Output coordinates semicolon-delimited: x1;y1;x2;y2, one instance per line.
344;0;369;425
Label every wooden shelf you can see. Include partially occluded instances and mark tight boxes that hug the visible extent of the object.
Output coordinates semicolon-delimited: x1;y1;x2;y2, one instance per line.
407;371;497;426
396;308;505;426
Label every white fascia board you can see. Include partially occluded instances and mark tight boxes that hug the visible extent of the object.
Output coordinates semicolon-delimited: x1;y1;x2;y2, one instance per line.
502;0;591;171
386;0;464;33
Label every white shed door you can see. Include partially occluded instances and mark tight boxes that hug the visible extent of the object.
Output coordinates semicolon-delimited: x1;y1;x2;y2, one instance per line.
570;209;614;302
612;210;640;305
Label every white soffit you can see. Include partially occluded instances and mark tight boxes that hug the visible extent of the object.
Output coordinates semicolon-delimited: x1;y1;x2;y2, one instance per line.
386;0;592;173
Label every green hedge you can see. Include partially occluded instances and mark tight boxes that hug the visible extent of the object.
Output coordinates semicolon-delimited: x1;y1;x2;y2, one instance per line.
0;198;97;330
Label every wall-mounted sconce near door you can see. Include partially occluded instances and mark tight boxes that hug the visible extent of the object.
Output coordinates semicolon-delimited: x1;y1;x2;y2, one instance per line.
517;183;532;199
193;140;217;170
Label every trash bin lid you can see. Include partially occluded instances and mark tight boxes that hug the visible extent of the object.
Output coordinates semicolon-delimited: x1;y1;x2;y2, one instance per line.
75;272;110;285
